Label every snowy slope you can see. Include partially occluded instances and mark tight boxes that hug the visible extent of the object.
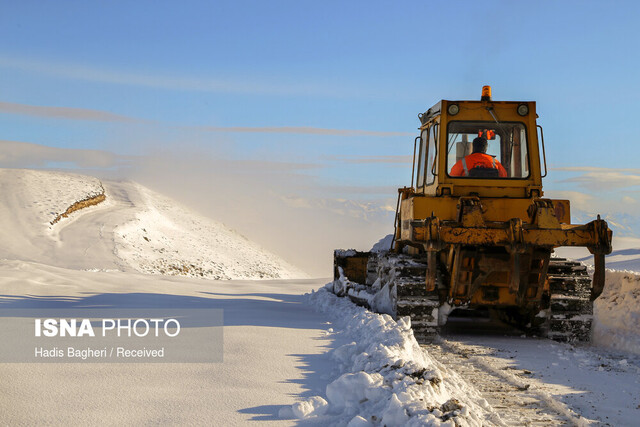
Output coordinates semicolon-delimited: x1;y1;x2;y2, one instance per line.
112;183;307;279
0;168;306;279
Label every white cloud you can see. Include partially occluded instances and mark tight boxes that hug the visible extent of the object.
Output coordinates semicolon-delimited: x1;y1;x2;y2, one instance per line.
0;99;407;137
622;196;637;205
280;195;395;221
560;171;640;190
0;140;126;169
551;166;640;174
195;126;411;137
325;155;413;164
0;101;144;123
544;190;594;210
0;55;351;97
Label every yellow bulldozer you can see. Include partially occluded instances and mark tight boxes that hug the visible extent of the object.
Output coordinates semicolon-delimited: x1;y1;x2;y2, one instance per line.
333;86;612;342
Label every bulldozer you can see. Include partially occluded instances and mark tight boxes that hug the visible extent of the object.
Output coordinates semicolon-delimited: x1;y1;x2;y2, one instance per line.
333;86;612;342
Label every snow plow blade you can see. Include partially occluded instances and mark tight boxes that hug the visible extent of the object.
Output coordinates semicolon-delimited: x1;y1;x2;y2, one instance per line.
333;250;371;285
402;210;612;300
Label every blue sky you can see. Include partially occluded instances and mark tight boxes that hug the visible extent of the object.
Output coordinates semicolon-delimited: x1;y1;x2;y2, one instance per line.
1;1;639;273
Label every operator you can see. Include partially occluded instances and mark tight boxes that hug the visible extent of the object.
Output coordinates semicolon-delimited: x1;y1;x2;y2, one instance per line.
450;136;507;177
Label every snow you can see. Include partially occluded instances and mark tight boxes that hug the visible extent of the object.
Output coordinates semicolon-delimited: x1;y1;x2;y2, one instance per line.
281;286;500;426
593;270;640;354
0;260;329;425
2;167;640;424
0;168;305;279
290;396;329;419
0;168;104;226
434;323;640;426
371;234;394;253
113;183;307;280
299;256;640;424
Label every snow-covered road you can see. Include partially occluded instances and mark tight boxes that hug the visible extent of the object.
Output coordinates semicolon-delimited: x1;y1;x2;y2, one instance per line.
432;317;640;425
0;261;330;425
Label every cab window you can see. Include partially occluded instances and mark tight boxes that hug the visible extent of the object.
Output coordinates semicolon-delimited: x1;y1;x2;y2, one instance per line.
446;121;529;179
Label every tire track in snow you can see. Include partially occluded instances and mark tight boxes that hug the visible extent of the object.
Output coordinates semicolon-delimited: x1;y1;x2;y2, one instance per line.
424;339;594;426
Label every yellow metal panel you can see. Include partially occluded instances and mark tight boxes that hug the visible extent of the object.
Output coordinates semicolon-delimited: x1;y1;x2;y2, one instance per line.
411;223;603;248
404;196;531;222
402;196;571;224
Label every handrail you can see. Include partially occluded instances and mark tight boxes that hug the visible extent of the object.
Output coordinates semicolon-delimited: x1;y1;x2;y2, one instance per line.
430;124;439;179
537;125;548;178
411;136;420;186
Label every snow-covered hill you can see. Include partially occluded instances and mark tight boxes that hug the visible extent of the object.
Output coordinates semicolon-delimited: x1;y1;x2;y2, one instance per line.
0;168;306;279
576;248;640;272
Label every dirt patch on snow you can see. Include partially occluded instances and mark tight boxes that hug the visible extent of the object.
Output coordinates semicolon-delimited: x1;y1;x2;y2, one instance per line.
50;189;106;225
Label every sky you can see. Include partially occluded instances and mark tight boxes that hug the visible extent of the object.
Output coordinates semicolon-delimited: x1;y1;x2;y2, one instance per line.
0;0;639;275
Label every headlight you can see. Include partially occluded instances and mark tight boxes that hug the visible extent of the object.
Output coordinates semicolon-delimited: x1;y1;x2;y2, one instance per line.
517;104;529;116
448;104;460;115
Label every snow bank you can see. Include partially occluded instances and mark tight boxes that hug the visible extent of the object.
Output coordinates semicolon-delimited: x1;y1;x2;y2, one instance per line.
371;234;393;253
593;270;640;355
281;286;500;426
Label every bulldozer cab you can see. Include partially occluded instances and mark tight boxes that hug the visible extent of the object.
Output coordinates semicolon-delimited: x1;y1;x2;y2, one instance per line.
447;123;527;178
413;88;543;199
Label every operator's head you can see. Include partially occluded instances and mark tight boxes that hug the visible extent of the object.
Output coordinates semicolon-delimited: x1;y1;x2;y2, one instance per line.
472;137;488;154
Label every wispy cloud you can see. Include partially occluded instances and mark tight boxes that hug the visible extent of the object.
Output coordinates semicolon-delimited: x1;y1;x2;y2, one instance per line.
550;166;640;191
551;166;640;174
561;171;640;190
0;139;128;169
0;99;408;137
194;126;412;137
0;101;145;123
279;195;395;220
0;55;350;97
313;184;400;195
219;159;322;172
325;155;413;164
544;190;595;211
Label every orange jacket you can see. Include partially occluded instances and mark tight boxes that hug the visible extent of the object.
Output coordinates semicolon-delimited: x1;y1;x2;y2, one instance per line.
450;153;507;177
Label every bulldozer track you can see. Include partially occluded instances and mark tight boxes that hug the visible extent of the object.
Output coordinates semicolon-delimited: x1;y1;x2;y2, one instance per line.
425;339;590;426
373;253;441;342
543;259;593;342
335;252;597;343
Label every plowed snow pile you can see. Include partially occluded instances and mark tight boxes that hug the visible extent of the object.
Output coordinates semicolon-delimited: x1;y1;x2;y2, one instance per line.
279;285;502;426
593;270;640;354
